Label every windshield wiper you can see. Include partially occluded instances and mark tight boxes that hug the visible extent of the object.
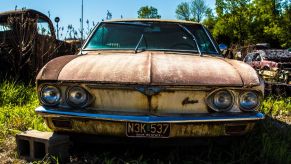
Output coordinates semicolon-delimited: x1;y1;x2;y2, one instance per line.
177;24;202;56
134;34;145;53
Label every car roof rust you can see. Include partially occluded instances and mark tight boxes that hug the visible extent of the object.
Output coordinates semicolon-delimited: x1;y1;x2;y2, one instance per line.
104;19;201;25
0;9;50;20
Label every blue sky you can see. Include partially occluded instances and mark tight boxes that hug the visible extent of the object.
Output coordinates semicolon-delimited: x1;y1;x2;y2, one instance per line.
0;0;215;38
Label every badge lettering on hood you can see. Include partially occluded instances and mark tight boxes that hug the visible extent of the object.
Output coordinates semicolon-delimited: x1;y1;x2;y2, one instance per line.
182;97;199;105
136;86;162;96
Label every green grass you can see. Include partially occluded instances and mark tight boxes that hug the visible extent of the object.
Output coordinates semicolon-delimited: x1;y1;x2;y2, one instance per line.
0;81;49;138
261;96;291;116
0;81;290;163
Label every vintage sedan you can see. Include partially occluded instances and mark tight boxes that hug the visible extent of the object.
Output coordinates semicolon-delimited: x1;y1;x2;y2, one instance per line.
35;19;264;138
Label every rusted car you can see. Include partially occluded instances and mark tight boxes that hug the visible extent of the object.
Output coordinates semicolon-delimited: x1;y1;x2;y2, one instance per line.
244;49;291;96
0;9;77;81
35;19;264;138
243;50;279;71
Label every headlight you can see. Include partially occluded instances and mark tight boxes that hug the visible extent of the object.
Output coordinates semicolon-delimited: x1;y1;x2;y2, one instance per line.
66;86;88;107
40;85;61;106
212;90;233;111
239;92;259;111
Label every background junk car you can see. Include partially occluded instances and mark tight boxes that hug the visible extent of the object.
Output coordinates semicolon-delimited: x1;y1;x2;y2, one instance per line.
35;19;264;138
244;49;291;96
0;9;77;81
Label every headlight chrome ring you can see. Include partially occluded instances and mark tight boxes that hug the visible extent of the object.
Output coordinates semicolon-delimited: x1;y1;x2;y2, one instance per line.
66;86;89;108
239;91;259;111
40;85;61;106
212;90;234;112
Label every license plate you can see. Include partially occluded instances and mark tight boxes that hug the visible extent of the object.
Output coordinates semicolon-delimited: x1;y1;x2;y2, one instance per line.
126;122;170;138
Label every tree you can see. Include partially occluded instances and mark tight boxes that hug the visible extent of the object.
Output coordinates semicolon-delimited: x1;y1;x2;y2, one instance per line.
280;2;291;47
251;0;289;47
211;0;290;48
213;0;253;45
175;2;191;20
137;6;161;19
202;8;216;31
191;0;208;22
175;0;209;23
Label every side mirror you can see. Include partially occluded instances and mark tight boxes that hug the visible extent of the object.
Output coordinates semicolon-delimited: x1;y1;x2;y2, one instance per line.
218;43;227;51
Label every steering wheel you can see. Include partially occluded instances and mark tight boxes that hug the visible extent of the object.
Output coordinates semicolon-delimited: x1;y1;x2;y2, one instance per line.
169;43;195;50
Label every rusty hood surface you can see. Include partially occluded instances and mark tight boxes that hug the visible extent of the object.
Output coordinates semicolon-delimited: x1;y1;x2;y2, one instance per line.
37;52;260;86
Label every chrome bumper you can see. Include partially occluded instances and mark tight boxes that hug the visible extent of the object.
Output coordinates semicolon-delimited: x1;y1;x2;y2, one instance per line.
36;106;264;137
36;106;264;123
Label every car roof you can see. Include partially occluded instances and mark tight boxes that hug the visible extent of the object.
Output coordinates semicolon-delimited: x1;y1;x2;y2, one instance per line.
104;19;201;25
0;9;49;20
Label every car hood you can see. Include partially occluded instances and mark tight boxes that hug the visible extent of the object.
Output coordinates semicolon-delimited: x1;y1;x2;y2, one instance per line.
37;52;260;86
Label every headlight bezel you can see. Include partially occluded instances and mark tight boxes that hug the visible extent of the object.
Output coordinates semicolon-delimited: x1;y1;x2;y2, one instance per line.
206;88;262;113
39;85;61;106
239;91;260;111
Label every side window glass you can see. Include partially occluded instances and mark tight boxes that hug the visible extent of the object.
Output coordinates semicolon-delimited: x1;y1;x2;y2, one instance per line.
37;18;51;36
254;53;261;61
0;23;12;32
244;55;253;63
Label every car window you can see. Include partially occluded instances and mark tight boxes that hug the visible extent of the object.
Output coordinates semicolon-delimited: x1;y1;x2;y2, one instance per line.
0;23;12;32
185;24;217;54
37;18;51;36
244;54;254;63
85;22;218;54
254;53;261;61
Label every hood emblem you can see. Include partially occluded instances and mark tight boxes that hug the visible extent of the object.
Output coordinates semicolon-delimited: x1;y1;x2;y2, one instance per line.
182;97;199;105
136;86;162;96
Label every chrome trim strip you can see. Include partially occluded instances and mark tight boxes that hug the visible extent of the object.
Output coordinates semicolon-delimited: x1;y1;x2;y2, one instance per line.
201;25;220;54
36;106;265;123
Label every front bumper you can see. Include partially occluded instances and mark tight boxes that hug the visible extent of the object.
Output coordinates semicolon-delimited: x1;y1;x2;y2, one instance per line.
36;106;264;137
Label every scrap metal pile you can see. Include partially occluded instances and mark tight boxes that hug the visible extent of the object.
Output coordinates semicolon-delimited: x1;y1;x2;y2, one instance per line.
243;49;291;96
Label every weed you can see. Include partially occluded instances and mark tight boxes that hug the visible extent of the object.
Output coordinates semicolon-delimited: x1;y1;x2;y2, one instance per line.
261;96;291;116
0;81;48;137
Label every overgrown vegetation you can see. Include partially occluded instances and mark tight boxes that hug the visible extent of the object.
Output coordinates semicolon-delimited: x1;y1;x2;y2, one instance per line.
0;81;290;163
262;96;291;116
0;81;48;138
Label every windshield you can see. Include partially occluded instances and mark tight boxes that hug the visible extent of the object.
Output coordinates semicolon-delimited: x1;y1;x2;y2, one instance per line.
84;22;219;54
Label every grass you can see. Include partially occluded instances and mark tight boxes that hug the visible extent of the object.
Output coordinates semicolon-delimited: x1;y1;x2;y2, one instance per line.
0;81;290;163
0;81;49;163
261;96;291;116
0;81;49;137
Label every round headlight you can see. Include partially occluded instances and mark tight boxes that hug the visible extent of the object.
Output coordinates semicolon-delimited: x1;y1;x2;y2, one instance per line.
239;92;259;111
40;85;61;105
213;90;233;111
67;87;88;107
